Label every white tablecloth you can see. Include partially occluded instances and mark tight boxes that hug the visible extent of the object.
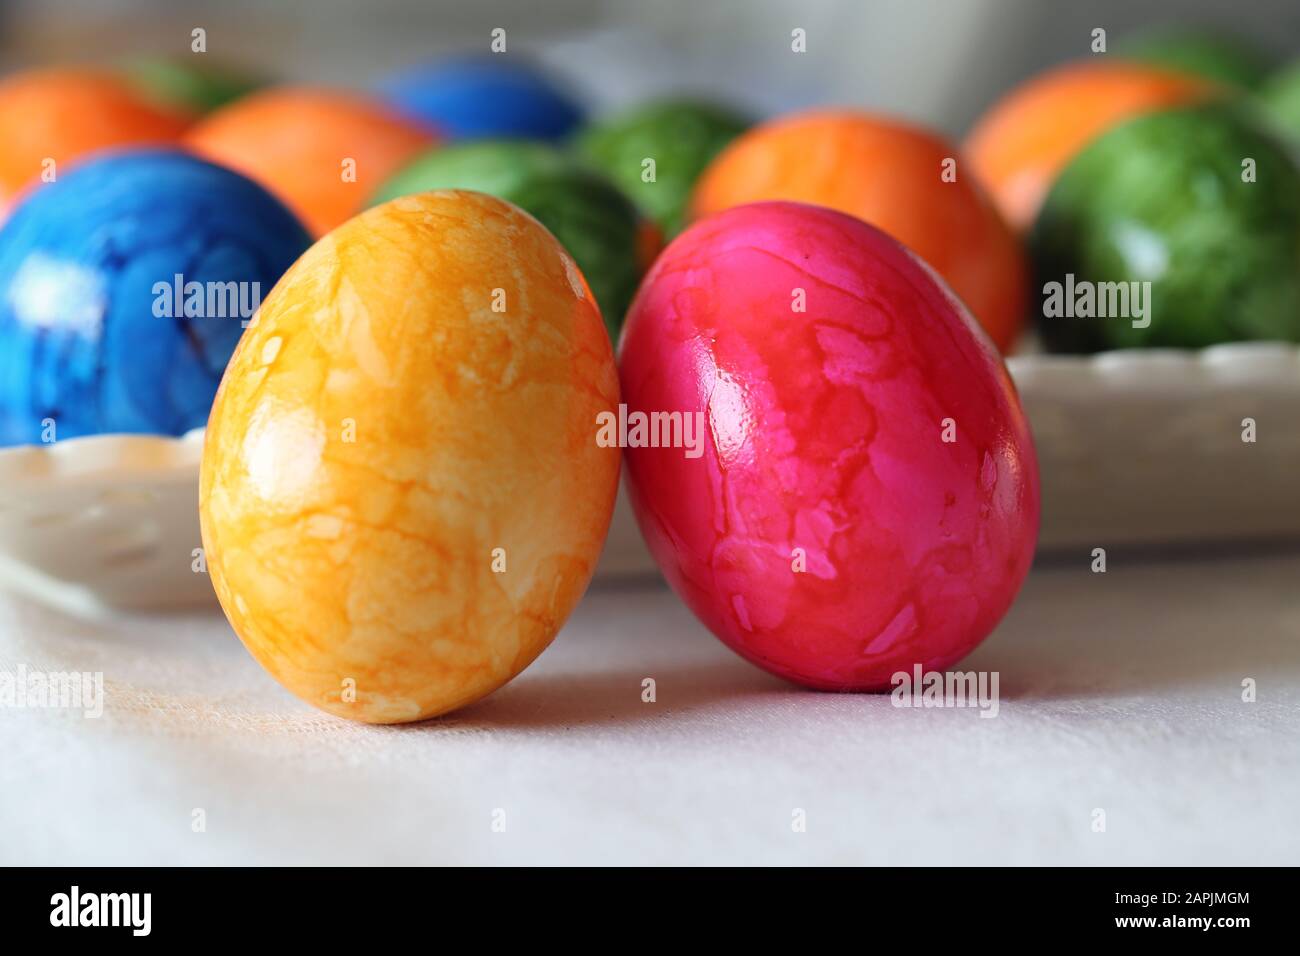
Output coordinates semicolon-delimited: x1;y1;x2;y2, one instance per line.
2;549;1298;865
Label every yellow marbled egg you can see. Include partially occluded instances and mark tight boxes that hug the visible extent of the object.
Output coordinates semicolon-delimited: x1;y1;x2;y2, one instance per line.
199;190;620;723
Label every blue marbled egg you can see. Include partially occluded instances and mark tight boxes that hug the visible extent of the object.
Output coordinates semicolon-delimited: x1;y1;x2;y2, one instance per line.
379;56;583;141
0;149;311;446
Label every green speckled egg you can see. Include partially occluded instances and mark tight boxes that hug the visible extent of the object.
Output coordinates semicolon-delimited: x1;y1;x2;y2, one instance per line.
574;99;750;237
1031;103;1300;351
372;140;655;341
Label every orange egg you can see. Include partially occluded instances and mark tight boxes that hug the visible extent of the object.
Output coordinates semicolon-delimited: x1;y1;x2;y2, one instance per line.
0;68;191;212
691;110;1027;352
964;61;1211;232
199;191;620;723
186;87;435;236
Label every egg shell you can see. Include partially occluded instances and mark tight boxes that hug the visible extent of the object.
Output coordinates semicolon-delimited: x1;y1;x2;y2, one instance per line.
619;201;1040;691
200;190;620;723
0;68;191;214
380;56;583;141
186;87;435;237
691;110;1027;352
964;61;1210;232
0;150;311;445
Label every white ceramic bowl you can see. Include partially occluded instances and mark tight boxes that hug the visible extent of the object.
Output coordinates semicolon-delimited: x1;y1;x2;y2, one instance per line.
1007;342;1300;550
0;428;210;609
3;342;1298;610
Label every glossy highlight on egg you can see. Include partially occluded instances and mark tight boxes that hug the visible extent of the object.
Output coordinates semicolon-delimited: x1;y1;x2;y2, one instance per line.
200;191;621;723
619;201;1040;690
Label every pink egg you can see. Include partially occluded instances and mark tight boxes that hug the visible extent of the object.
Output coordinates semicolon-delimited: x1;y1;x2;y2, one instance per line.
619;201;1040;690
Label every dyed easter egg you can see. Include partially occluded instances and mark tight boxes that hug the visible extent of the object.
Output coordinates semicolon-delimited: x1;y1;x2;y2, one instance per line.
372;140;656;340
964;62;1210;232
574;98;750;238
121;56;265;114
1117;28;1274;90
380;56;583;141
0;68;190;213
620;202;1039;690
691;110;1027;352
1260;60;1300;143
0;151;311;446
200;191;620;723
185;87;434;236
1031;104;1300;351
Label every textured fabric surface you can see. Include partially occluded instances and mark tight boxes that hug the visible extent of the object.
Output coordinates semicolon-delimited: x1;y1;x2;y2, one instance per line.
2;550;1298;865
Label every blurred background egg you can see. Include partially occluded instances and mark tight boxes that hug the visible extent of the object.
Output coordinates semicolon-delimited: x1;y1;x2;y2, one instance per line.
120;55;267;115
1030;103;1300;350
1116;27;1276;90
691;109;1028;351
371;139;655;340
964;61;1211;232
199;190;620;723
619;201;1040;690
379;55;584;140
1260;58;1300;141
0;67;191;215
573;98;750;238
0;149;311;446
185;86;435;236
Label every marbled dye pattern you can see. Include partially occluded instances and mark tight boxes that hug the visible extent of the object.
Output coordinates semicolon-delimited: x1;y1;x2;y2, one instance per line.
691;110;1028;352
200;191;621;723
619;202;1039;691
186;87;435;237
0;150;311;446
